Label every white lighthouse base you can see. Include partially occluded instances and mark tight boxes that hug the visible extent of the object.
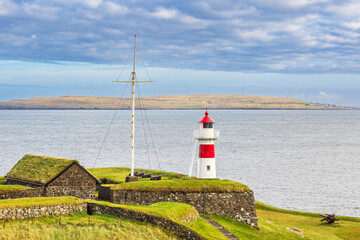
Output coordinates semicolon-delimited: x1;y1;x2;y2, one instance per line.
197;158;216;179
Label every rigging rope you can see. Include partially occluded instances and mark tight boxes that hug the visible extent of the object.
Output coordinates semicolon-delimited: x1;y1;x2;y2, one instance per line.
115;51;132;82
92;47;133;168
138;52;152;81
136;84;152;169
91;77;130;168
136;82;162;170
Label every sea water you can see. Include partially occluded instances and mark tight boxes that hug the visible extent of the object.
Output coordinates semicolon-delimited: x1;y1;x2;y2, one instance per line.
0;110;359;217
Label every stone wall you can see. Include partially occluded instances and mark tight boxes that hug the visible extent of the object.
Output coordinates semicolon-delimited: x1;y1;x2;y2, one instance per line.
0;186;96;200
0;188;44;199
87;202;206;240
99;187;258;228
0;202;86;220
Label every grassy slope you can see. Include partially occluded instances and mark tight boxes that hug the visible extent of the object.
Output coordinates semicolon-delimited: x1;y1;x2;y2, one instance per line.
0;185;32;195
0;196;84;208
7;154;78;184
0;175;34;195
89;201;227;240
0;94;325;109
0;197;226;240
89;167;249;193
0;212;179;240
88;167;187;184
0;177;6;185
203;201;360;240
107;179;250;193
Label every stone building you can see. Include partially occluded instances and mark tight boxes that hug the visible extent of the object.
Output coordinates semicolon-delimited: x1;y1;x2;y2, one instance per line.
6;154;100;199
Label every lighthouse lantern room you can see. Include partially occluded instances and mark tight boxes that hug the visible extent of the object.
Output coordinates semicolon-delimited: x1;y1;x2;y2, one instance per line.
195;111;219;179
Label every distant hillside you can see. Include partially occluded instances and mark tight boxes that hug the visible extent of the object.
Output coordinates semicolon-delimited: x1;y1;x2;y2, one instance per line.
0;94;349;110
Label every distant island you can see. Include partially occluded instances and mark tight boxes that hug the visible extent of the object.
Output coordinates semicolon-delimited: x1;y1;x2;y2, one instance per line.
0;94;355;110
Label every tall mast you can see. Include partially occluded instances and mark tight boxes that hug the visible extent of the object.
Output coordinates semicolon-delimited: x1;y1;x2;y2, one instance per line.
113;35;153;180
130;35;136;176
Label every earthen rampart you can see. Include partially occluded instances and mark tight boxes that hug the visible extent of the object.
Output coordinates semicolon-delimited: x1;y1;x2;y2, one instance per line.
99;187;258;228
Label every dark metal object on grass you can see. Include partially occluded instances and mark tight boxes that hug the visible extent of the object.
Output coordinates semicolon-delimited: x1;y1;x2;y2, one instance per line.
142;172;154;178
129;171;146;176
320;214;339;224
150;174;166;181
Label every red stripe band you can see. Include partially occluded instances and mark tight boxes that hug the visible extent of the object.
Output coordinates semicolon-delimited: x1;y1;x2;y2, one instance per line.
199;144;215;158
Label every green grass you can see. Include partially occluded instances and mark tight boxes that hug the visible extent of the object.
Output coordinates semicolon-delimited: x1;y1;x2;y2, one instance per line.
107;179;250;193
0;211;179;240
88;200;227;240
0;196;84;209
202;201;360;240
0;185;32;195
0;177;6;185
7;154;78;184
88;167;187;184
256;201;360;222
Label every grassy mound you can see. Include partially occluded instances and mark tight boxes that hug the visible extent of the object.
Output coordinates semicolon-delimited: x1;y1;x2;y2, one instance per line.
0;196;84;209
107;179;250;193
0;185;32;195
7;154;78;184
89;200;227;240
0;176;34;195
0;176;6;185
202;201;360;240
0;211;180;240
88;167;187;184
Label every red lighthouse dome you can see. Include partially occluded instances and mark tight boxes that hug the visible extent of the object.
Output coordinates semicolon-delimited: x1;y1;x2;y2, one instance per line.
198;111;215;124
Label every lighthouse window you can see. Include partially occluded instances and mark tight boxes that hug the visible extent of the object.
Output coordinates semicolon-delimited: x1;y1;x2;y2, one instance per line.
207;165;211;171
203;123;213;128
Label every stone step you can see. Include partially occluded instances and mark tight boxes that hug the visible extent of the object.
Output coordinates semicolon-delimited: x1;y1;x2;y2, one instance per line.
200;216;239;240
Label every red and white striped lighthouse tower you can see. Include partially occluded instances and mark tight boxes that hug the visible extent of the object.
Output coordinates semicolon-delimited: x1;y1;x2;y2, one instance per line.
196;111;219;179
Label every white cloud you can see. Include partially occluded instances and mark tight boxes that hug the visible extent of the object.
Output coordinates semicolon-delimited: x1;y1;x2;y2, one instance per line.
23;3;60;20
0;33;36;46
104;2;128;15
83;0;103;8
326;1;360;18
0;0;16;16
236;29;275;41
148;7;210;29
342;18;360;30
249;0;328;10
150;7;178;19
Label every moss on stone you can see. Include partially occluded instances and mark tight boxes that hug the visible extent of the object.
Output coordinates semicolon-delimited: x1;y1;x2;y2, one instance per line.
107;179;251;193
7;154;78;184
0;185;32;195
0;196;84;209
88;200;227;240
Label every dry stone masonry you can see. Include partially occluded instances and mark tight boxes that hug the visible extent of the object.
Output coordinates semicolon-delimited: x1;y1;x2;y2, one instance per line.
87;202;206;240
0;202;86;220
99;187;258;228
0;186;96;200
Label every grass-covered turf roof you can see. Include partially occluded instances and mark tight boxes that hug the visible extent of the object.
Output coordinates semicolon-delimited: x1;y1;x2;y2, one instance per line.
7;154;79;184
0;196;84;209
107;179;251;193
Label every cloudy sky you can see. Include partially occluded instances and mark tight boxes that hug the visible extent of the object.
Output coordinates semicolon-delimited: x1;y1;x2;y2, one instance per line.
0;0;359;106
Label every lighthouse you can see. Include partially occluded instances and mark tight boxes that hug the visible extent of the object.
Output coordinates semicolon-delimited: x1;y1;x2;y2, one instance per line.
195;111;219;179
